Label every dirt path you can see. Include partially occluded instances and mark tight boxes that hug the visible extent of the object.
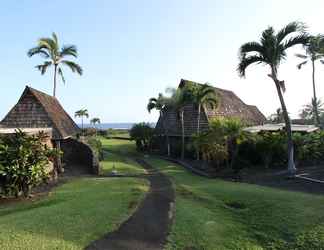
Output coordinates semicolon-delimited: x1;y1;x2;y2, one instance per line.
86;158;175;250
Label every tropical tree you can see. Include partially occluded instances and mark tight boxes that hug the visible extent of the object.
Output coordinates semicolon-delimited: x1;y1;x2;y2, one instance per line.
75;109;89;133
299;99;324;122
147;93;171;156
90;118;101;135
130;123;154;152
296;35;324;125
167;86;194;159
27;32;83;97
191;83;218;160
238;22;309;174
269;108;285;123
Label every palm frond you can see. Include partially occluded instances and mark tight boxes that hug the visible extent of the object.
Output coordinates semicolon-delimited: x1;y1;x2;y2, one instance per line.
58;67;66;84
239;42;265;56
27;46;50;58
60;45;78;58
237;55;266;77
61;60;83;75
295;53;308;59
276;21;306;44
38;38;57;52
297;60;308;69
282;34;310;50
35;61;52;75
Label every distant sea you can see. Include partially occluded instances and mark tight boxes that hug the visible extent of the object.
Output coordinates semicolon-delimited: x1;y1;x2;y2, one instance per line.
80;123;156;130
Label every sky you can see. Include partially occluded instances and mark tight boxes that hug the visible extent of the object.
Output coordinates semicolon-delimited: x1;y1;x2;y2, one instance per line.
1;0;324;123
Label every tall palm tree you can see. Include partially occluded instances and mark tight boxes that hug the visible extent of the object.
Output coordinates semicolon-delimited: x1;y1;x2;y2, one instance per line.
147;93;171;156
75;109;89;133
191;83;218;160
28;32;83;97
296;35;324;125
167;86;194;159
238;22;309;174
90;117;101;135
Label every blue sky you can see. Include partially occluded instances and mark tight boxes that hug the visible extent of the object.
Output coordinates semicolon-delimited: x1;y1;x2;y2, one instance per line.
1;0;324;123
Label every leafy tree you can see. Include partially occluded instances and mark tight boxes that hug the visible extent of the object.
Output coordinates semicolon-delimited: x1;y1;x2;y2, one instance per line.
130;123;154;152
27;32;83;97
147;93;171;156
238;21;309;174
0;130;59;197
75;109;89;133
296;35;324;125
190;83;218;160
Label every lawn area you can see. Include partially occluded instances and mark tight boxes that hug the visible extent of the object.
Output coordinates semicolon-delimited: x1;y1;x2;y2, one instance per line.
0;177;148;250
145;157;324;250
100;137;146;175
101;150;146;175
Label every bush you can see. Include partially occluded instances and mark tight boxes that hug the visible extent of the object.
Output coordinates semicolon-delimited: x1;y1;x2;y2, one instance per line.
130;123;154;152
0;130;59;197
86;137;104;161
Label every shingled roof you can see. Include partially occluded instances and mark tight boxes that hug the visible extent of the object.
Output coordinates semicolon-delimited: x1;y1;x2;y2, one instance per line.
1;86;80;140
156;79;266;136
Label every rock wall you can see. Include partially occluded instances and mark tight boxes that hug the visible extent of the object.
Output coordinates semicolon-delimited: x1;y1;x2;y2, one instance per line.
61;138;100;175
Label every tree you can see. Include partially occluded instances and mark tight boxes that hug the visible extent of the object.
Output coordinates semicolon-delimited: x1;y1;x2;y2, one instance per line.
27;32;83;97
167;86;194;159
147;93;171;156
238;22;309;174
269;108;285;123
90;118;101;136
129;123;154;152
299;99;324;122
190;83;218;160
296;35;324;125
75;109;89;133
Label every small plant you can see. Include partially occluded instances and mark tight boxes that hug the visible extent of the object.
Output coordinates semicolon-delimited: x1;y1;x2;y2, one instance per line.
0;130;60;197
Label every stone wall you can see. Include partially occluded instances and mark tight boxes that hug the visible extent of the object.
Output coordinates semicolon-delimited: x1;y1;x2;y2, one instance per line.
61;138;100;175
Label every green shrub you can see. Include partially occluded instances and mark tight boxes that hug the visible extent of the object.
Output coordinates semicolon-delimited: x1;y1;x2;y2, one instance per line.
0;130;59;197
86;137;103;161
130;123;154;152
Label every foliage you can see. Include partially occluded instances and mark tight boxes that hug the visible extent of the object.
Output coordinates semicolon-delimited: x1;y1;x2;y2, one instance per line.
86;136;104;161
268;108;285;123
129;123;154;152
299;98;324;123
0;130;59;197
27;32;83;97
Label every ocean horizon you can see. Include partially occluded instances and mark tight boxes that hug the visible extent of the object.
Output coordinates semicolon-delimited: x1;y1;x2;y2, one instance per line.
80;122;156;130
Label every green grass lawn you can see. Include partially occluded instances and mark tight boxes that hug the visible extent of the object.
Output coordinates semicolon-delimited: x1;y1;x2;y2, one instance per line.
101;150;146;175
0;177;148;250
100;137;139;156
145;157;324;250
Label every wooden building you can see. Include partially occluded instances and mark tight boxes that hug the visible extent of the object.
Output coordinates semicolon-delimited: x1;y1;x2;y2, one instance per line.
155;79;266;138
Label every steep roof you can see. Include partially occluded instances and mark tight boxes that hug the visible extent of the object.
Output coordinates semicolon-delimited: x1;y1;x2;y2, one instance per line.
156;79;266;136
1;86;80;139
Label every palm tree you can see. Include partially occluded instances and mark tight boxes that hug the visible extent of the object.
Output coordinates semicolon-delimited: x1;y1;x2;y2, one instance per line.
238;22;309;175
296;35;324;125
147;93;171;156
28;32;83;97
191;83;218;160
167;86;194;159
90;118;101;135
269;108;285;123
299;99;324;122
75;109;89;133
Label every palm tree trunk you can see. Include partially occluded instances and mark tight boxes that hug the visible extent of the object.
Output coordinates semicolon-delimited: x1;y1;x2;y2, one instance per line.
196;104;201;160
161;111;171;156
311;59;320;126
53;64;58;97
181;110;185;159
82;116;84;136
271;68;296;175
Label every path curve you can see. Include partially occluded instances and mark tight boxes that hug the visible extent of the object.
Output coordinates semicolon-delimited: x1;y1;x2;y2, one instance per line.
86;158;175;250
